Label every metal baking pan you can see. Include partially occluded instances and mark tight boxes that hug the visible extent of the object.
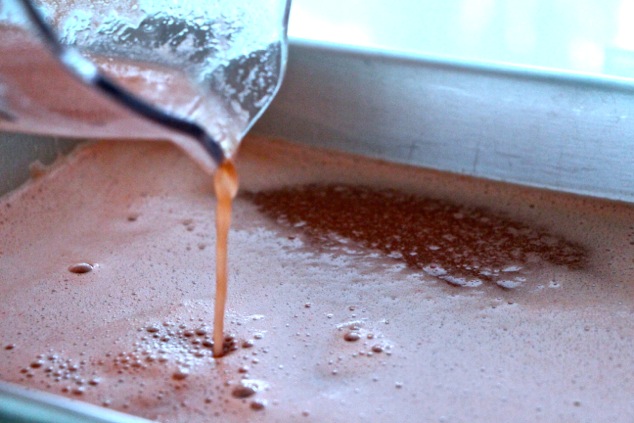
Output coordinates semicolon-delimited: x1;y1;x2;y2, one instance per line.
0;380;153;423
254;39;634;204
1;37;633;422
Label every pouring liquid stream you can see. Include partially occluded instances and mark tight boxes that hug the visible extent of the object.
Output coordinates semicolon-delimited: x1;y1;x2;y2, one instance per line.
212;160;239;357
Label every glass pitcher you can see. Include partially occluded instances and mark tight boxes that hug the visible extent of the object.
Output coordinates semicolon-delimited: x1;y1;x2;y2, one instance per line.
0;0;290;172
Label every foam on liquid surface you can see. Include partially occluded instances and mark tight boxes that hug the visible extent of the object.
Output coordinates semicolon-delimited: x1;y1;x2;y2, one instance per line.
0;136;633;422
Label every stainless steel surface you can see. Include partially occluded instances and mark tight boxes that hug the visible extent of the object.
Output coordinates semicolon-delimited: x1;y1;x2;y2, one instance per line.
0;133;78;197
0;381;155;423
254;39;634;203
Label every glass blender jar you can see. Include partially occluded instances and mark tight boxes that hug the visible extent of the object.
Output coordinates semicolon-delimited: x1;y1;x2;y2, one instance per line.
0;0;291;172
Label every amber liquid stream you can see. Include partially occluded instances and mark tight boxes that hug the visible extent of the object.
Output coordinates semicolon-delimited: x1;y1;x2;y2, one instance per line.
212;161;239;357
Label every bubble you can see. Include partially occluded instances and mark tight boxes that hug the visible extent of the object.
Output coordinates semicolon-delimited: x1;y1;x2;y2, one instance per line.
4;344;15;350
371;345;384;353
232;385;256;399
30;360;44;369
172;368;189;381
496;279;522;289
250;399;266;410
344;332;360;342
440;275;482;288
423;264;447;277
502;265;522;272
68;263;93;274
231;379;266;399
146;326;159;333
242;340;255;348
222;335;239;354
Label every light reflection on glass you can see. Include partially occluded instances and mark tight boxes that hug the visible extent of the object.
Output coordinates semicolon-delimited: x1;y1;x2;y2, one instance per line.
289;0;634;77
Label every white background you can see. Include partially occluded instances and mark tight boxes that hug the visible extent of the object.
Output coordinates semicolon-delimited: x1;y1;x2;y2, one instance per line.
288;0;634;77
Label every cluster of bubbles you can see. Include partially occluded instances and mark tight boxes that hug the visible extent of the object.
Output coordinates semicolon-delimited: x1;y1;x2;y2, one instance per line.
249;184;588;290
13;349;100;397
